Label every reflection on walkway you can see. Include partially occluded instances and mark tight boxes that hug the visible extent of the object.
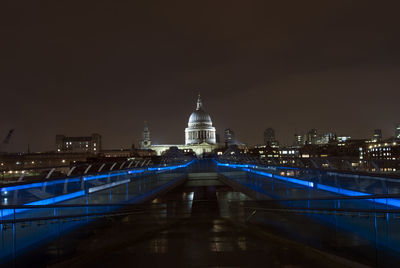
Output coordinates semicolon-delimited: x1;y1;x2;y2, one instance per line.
22;173;358;268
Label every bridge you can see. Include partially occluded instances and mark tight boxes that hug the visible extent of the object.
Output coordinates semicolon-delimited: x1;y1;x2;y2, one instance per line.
1;157;400;267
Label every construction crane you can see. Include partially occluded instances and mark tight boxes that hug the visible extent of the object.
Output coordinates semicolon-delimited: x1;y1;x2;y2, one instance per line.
0;129;14;152
3;129;14;144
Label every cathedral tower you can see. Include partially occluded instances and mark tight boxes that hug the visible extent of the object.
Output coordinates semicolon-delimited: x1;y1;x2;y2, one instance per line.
140;121;151;149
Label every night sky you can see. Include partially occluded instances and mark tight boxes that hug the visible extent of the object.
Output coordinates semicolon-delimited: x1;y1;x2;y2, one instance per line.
1;1;400;152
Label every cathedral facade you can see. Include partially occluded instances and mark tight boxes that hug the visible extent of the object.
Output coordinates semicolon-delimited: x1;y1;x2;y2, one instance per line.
185;95;216;145
141;94;219;156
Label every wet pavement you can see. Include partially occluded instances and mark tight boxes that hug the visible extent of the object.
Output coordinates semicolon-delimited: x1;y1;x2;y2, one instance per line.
17;173;359;268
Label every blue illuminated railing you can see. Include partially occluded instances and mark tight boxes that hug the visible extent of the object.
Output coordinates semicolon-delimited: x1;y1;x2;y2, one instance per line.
0;160;195;264
216;161;400;208
0;160;195;220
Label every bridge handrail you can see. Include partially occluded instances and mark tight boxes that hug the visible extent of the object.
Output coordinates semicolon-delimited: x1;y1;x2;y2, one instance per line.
217;158;400;181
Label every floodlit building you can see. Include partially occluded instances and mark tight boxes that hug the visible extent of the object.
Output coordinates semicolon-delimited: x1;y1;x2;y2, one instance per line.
185;95;216;145
147;94;220;156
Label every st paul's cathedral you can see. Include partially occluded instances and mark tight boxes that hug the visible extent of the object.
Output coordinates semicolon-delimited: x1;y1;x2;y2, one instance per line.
140;94;219;156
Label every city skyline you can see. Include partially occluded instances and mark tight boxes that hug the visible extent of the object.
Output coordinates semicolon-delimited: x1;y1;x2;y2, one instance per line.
2;109;400;153
1;1;400;152
1;92;400;152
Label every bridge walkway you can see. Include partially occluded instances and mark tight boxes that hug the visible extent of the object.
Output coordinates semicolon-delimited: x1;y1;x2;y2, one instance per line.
10;172;362;267
4;159;398;267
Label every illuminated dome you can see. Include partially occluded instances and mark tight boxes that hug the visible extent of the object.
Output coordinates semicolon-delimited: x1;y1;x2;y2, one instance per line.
188;107;212;126
185;94;216;145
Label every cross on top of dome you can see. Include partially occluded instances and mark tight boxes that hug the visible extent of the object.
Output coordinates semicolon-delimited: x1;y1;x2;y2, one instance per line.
196;92;203;110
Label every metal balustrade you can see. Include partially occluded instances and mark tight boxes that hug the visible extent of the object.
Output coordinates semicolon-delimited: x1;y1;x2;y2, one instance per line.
216;159;400;265
4;158;400;266
0;159;158;184
0;159;194;264
218;154;400;175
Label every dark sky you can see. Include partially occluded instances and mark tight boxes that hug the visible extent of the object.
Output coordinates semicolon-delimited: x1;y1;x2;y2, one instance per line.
1;1;400;152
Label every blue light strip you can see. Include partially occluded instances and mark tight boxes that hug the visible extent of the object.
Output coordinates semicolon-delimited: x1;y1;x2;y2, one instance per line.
244;168;313;187
274;174;314;188
316;184;400;207
128;169;145;174
218;161;400;208
216;162;299;171
316;184;369;197
148;160;194;171
26;190;85;206
380;198;400;207
217;162;251;168
0;178;81;193
0;190;85;219
243;168;273;178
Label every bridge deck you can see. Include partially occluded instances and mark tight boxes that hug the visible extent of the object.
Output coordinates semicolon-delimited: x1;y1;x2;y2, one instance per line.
3;160;400;267
8;172;361;267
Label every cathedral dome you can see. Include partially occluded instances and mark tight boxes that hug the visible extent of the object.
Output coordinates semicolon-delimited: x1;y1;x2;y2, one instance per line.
188;109;212;125
187;94;212;127
185;94;216;145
